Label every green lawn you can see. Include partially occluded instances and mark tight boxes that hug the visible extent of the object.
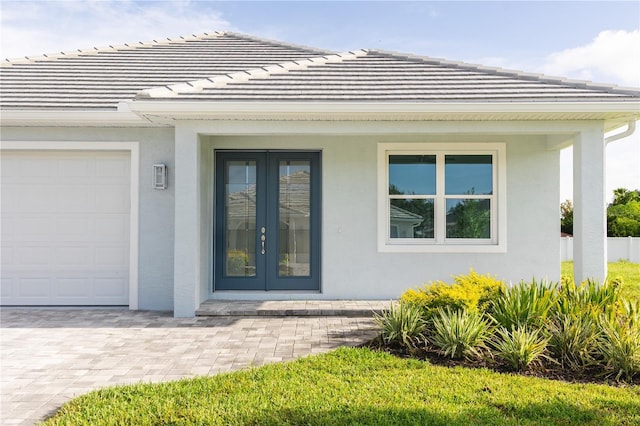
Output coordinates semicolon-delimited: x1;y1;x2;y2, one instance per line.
562;260;640;300
43;347;639;426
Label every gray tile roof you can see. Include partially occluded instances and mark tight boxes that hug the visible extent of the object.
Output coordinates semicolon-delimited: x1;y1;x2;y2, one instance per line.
0;32;332;110
2;32;638;111
138;50;640;103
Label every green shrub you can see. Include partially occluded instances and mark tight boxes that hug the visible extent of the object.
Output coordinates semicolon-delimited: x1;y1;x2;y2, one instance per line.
620;299;640;327
490;279;557;331
596;316;640;381
401;269;504;317
374;302;426;350
555;277;622;319
547;313;600;371
226;249;249;275
430;307;492;360
491;326;549;371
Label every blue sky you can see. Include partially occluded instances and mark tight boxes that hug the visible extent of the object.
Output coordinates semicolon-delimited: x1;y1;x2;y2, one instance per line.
2;0;639;200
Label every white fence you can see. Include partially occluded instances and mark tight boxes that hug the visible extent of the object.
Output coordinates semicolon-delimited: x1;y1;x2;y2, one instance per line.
560;237;640;263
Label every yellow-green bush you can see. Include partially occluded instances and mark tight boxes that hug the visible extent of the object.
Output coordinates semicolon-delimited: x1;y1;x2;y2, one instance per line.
401;269;504;316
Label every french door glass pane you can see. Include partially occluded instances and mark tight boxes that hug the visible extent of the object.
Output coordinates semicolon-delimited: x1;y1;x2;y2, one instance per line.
278;160;311;277
225;161;256;276
390;198;434;238
446;198;491;239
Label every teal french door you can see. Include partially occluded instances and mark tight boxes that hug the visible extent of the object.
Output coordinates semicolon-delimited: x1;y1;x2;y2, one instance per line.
214;151;321;291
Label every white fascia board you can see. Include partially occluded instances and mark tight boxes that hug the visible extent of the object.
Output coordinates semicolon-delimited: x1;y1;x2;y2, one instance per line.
0;109;165;127
128;100;640;115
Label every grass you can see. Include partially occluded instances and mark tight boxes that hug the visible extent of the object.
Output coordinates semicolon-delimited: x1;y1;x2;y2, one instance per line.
43;347;640;426
561;261;640;300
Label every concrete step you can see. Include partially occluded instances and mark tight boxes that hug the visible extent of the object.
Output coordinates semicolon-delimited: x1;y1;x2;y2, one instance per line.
196;300;393;317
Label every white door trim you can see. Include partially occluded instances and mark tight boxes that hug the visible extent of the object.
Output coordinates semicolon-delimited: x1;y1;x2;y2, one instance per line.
1;141;140;309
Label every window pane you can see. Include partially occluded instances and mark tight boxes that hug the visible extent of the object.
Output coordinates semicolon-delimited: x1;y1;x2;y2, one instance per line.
446;199;491;239
389;155;436;195
445;155;492;195
224;161;257;276
390;199;434;238
278;160;311;277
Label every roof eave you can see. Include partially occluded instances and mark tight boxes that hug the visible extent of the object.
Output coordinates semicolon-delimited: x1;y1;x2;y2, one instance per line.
127;100;640;124
2;100;638;127
0;108;165;127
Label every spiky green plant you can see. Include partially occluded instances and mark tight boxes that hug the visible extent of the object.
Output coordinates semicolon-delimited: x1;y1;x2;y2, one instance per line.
620;299;640;327
547;313;600;371
490;279;557;331
429;307;492;360
491;326;549;371
374;302;426;350
555;277;622;319
597;316;640;381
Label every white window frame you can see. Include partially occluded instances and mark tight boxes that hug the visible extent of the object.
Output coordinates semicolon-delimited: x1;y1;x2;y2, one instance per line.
377;142;506;253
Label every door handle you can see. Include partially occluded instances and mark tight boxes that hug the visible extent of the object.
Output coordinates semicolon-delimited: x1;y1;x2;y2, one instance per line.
260;227;266;255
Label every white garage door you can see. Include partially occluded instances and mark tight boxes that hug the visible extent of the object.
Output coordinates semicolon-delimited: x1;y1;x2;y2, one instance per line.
1;150;131;305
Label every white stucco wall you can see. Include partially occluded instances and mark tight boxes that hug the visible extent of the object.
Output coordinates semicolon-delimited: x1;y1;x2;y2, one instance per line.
203;133;560;299
1;126;176;310
1;122;564;312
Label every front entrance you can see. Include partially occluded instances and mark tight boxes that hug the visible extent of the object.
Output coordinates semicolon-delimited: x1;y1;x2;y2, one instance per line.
214;151;321;291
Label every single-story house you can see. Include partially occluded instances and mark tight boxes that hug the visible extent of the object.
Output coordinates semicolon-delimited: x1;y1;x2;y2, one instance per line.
1;32;638;317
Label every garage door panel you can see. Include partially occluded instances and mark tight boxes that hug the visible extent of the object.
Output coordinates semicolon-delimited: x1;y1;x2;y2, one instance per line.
56;186;94;212
96;186;130;211
17;277;52;298
94;277;128;298
2;241;15;260
96;158;129;177
55;278;91;298
57;246;93;265
17;245;52;265
95;215;129;241
95;246;128;266
1;150;130;306
3;216;53;241
57;158;90;177
55;216;91;241
3;185;56;212
1;277;12;298
4;157;54;177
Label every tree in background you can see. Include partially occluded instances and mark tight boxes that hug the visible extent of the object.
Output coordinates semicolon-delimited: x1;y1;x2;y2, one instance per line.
560;189;640;237
607;188;640;237
560;199;573;235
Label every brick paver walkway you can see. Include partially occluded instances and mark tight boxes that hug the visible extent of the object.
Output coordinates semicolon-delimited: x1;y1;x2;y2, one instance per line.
1;309;379;425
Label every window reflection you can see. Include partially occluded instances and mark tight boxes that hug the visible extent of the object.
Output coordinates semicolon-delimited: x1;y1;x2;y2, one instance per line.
390;199;434;238
224;161;256;276
389;155;436;195
278;161;311;277
445;155;492;195
387;152;495;243
446;199;491;239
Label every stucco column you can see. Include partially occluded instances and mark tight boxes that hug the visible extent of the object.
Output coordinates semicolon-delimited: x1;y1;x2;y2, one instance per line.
572;126;607;284
173;125;200;317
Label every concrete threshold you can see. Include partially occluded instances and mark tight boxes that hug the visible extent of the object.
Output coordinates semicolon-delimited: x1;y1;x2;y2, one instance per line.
196;300;394;317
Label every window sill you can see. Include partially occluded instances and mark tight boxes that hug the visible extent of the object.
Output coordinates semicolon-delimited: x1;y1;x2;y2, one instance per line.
378;243;507;254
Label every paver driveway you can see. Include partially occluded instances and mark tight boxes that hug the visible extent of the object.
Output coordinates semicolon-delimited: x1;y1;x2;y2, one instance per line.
1;309;378;425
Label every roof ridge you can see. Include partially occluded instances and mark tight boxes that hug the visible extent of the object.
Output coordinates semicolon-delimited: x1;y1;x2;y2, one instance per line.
223;32;336;55
135;50;368;99
2;32;227;66
367;49;640;95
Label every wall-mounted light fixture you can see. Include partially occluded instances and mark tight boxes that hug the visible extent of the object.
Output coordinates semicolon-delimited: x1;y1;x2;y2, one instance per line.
152;164;168;189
